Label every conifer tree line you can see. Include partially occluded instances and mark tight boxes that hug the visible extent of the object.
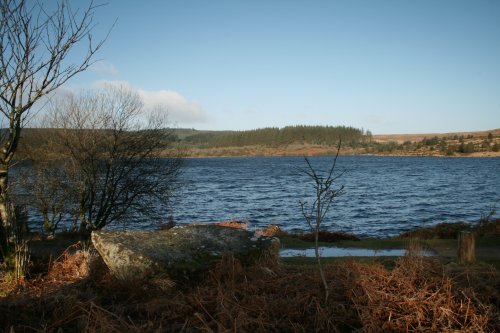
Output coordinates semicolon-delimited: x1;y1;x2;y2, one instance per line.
184;125;370;147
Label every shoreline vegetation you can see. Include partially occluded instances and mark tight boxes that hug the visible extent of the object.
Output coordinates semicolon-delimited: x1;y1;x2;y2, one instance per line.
171;126;500;158
17;126;500;159
1;218;500;332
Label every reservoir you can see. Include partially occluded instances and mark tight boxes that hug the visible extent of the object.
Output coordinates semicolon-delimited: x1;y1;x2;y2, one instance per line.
171;156;499;238
19;155;499;238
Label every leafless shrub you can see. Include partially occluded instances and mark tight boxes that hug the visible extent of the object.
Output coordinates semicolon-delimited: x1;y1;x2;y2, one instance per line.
20;84;183;232
300;140;344;302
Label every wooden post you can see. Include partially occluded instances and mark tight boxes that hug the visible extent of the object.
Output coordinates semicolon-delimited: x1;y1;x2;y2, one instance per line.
458;231;475;265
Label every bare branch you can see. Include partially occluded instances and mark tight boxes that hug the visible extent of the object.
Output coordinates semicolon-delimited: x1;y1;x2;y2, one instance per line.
21;85;183;231
300;141;344;303
0;0;108;234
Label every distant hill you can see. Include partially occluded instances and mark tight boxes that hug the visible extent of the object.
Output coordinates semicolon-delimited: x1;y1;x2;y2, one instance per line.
373;129;500;144
15;126;500;158
169;127;500;157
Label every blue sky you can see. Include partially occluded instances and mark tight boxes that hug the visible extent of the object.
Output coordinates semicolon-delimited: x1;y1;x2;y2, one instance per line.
65;0;500;134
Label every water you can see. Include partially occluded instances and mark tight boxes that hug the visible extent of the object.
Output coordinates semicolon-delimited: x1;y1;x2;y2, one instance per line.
171;156;499;238
280;247;435;257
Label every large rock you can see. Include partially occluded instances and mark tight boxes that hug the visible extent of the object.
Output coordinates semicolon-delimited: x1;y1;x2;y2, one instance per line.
91;225;280;283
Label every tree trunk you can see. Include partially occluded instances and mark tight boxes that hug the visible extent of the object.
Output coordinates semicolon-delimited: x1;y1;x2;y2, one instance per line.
0;168;10;228
315;230;329;303
316;201;329;303
0;168;10;259
458;231;475;265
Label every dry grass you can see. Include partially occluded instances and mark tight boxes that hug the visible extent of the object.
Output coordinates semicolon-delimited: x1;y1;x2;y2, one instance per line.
1;245;499;332
398;222;472;239
397;218;500;240
349;255;498;332
475;218;500;237
372;128;500;144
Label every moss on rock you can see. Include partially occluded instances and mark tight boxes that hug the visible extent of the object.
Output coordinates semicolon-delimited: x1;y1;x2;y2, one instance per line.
92;225;280;283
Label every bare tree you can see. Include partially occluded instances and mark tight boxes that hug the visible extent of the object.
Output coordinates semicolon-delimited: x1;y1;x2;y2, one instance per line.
18;155;70;236
0;0;106;249
300;141;344;303
28;84;182;232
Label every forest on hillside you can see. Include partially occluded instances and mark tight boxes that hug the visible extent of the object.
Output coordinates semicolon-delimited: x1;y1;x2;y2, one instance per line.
176;127;500;157
15;126;500;158
181;125;370;147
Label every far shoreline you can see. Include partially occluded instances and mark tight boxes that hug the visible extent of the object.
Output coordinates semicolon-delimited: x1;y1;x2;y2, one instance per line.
164;127;500;158
172;148;500;159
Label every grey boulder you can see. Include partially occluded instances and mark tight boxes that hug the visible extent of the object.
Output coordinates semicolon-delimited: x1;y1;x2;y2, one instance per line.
91;224;280;283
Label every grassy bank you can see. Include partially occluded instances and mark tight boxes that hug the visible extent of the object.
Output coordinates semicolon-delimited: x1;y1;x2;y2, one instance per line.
279;218;500;266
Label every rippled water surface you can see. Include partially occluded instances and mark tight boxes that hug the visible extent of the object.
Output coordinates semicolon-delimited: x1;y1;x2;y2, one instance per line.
171;156;499;238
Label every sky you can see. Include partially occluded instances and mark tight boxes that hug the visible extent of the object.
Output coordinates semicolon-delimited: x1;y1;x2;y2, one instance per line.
61;0;500;134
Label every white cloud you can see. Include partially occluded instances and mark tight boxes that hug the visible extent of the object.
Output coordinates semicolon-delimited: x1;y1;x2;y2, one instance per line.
94;80;207;124
91;61;119;76
138;89;207;124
